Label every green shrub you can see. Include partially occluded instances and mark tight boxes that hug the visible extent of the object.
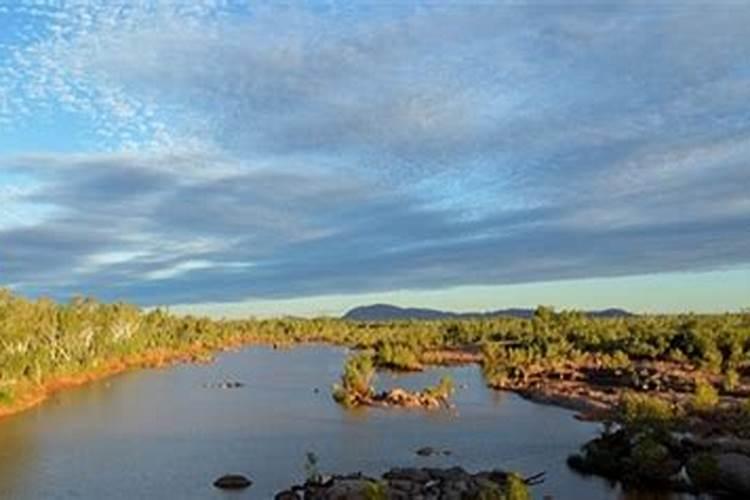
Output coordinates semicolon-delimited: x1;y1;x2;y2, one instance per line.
504;474;531;500
691;379;719;412
332;352;375;406
375;343;422;371
723;369;740;392
363;481;387;500
618;392;675;431
425;375;454;399
0;387;14;406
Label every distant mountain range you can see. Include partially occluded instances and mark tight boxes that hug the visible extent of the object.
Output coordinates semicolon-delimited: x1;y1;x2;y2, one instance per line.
342;303;633;321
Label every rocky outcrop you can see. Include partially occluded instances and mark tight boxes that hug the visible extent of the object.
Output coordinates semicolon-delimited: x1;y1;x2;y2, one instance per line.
371;388;452;410
275;466;540;500
340;388;453;410
568;429;750;496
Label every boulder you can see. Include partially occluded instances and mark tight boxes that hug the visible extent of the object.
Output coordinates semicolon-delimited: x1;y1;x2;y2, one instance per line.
322;478;381;500
715;453;750;495
275;490;300;500
213;474;252;489
688;452;750;495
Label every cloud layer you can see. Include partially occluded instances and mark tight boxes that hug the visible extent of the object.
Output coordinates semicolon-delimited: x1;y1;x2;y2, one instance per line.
1;2;749;305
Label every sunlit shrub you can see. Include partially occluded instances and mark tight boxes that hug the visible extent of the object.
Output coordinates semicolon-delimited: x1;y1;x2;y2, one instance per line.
617;392;676;431
691;379;719;412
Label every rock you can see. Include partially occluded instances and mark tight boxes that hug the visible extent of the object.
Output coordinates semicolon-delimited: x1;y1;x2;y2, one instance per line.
213;474;252;489
275;490;300;500
714;453;750;495
382;467;431;483
425;466;468;481
322;478;380;500
416;446;436;456
275;466;530;499
685;452;750;495
628;436;681;482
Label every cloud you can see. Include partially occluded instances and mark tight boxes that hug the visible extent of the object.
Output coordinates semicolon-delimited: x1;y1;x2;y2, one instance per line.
0;2;749;305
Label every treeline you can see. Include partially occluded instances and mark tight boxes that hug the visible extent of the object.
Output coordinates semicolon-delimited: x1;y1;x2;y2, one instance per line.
1;289;749;409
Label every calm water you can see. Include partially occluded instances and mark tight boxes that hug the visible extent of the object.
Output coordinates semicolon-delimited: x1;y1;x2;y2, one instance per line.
0;345;693;499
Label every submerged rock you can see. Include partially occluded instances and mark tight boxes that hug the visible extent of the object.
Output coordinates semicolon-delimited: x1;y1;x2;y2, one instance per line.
203;380;245;389
213;474;252;489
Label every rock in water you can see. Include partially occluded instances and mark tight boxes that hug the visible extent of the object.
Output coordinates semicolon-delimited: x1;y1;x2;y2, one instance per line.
416;446;436;456
274;490;300;500
213;474;253;490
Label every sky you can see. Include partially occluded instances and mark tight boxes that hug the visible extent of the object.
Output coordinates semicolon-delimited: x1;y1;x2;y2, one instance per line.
0;1;748;317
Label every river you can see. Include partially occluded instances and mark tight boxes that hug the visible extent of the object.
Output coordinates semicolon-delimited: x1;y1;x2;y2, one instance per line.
0;345;697;499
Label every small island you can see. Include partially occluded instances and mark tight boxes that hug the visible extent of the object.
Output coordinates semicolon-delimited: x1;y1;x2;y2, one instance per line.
331;352;454;410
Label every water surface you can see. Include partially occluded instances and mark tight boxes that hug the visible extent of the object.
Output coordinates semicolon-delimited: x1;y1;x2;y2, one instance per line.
0;345;688;499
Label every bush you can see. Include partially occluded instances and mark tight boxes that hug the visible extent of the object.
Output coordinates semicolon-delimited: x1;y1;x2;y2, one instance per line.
691;379;719;412
425;375;454;399
504;474;531;500
375;343;422;371
618;392;676;431
332;352;375;406
723;369;740;392
0;387;14;406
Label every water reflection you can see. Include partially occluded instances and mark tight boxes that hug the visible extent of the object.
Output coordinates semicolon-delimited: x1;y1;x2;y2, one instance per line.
0;345;698;499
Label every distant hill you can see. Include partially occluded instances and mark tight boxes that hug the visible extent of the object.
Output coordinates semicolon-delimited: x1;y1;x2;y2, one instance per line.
342;303;633;321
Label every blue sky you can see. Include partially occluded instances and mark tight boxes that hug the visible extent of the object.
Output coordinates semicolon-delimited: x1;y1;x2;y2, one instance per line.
0;1;748;316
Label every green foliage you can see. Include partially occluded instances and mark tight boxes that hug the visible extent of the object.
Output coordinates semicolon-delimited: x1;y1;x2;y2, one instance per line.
332;352;375;406
503;474;531;500
0;386;14;406
363;481;387;500
617;392;676;431
1;288;748;416
723;368;740;392
470;474;531;500
374;342;422;371
424;375;454;399
691;379;719;412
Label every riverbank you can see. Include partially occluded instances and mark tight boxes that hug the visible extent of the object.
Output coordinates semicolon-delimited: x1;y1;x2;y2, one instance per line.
2;338;749;441
1;291;748;439
0;343;218;420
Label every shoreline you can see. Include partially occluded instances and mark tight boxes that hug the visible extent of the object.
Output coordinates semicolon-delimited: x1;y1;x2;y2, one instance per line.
1;340;746;441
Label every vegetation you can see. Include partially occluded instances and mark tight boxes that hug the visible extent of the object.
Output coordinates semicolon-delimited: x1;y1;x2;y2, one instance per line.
332;352;376;407
374;341;422;371
691;378;720;412
1;289;748;424
616;392;678;433
424;375;455;400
